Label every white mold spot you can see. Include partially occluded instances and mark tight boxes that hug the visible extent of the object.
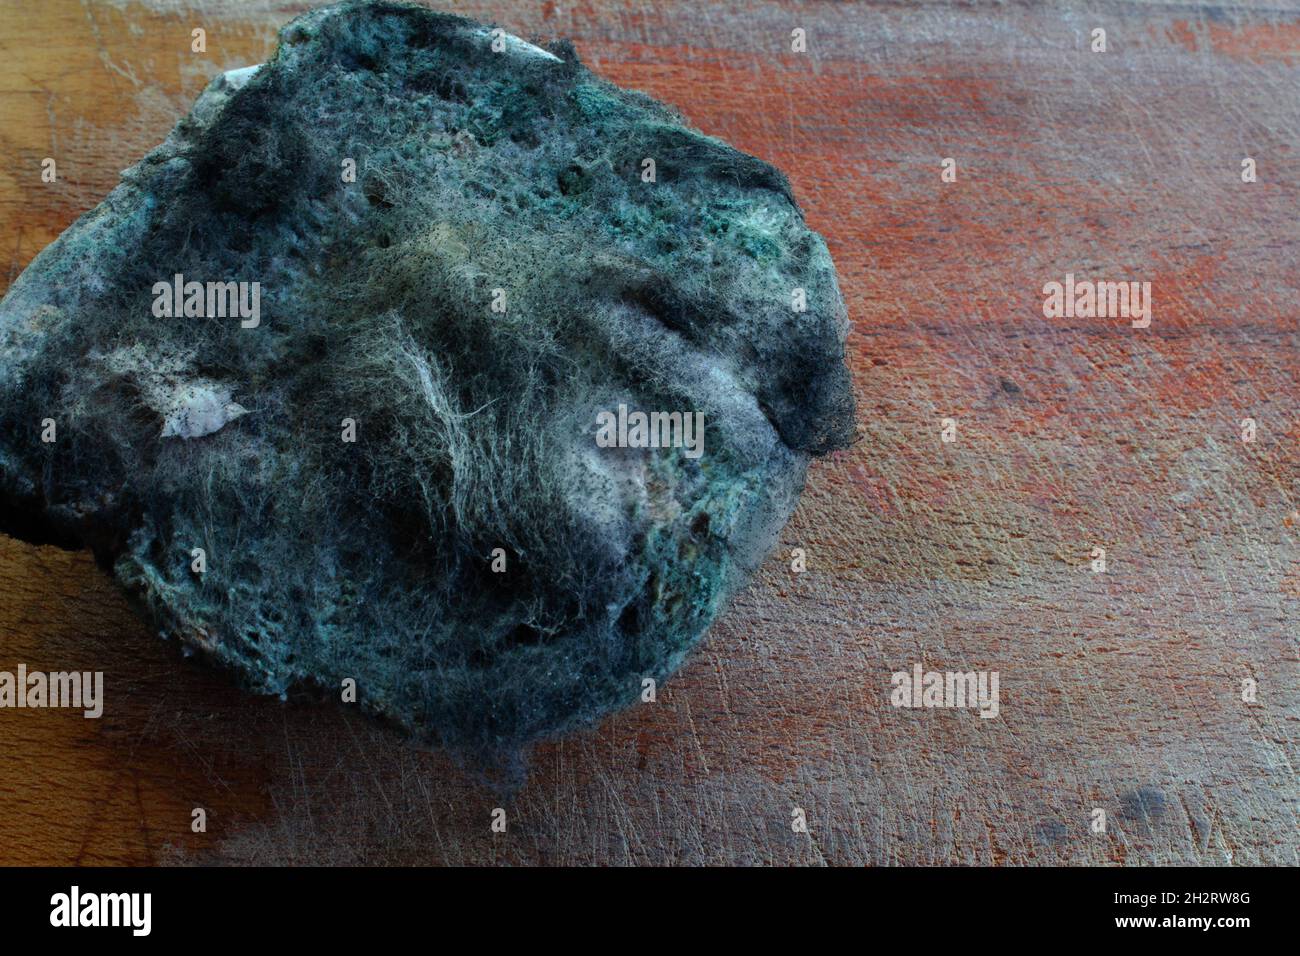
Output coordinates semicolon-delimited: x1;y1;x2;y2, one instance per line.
159;382;248;439
470;27;563;63
220;64;262;90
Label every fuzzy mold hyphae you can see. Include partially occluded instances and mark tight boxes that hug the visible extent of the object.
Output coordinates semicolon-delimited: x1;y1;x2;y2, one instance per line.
0;0;855;759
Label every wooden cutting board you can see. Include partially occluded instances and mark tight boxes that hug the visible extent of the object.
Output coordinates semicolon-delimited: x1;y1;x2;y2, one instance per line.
1;0;1296;865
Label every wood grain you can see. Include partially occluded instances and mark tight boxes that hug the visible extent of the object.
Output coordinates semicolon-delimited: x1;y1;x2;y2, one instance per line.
0;0;1297;865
